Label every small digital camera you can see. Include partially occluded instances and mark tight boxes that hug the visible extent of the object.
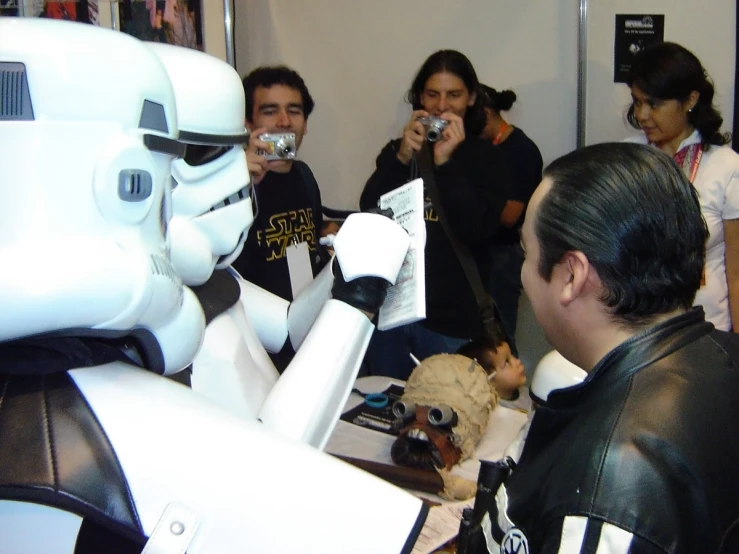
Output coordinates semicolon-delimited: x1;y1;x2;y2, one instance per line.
418;116;449;142
257;132;297;160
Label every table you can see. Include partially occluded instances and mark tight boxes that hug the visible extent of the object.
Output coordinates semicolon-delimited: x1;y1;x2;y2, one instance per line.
326;376;529;554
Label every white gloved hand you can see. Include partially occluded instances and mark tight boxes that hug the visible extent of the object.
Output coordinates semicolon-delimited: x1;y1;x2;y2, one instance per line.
332;212;410;285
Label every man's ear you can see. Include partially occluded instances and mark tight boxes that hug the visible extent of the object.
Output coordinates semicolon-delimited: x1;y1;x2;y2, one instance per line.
245;118;253;131
559;251;595;307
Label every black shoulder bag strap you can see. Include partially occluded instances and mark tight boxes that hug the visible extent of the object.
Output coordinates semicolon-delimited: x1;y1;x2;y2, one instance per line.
416;141;504;340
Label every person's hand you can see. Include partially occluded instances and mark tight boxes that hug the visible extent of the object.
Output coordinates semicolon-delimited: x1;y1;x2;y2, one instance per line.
321;220;341;238
320;220;341;255
397;110;428;165
245;127;269;184
433;112;465;166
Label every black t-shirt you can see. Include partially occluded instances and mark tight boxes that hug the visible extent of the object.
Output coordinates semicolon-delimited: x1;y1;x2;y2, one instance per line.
231;161;324;302
493;127;543;245
360;136;512;338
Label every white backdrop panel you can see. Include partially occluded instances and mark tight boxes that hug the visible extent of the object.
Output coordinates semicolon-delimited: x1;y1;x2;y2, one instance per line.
234;0;579;210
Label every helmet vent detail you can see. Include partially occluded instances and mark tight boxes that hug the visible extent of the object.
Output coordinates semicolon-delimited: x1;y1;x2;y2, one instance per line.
118;170;153;202
208;185;250;212
150;253;180;285
0;63;34;120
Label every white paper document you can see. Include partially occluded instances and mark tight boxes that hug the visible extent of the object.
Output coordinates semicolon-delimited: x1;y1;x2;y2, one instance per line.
377;178;426;330
411;499;474;554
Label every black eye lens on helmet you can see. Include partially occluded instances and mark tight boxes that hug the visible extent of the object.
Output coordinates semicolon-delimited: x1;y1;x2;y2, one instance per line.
183;144;232;167
143;134;187;158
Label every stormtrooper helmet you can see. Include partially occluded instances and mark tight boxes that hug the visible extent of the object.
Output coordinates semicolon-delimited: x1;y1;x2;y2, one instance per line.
0;18;204;374
147;43;252;286
530;350;587;403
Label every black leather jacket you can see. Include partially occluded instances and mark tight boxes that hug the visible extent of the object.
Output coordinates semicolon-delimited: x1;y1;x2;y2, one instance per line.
501;308;739;553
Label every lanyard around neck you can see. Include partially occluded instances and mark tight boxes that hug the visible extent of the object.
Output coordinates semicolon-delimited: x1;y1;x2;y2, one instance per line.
673;143;703;184
493;121;509;145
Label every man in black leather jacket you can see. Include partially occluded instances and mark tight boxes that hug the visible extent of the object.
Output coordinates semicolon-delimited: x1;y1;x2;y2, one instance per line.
474;142;739;554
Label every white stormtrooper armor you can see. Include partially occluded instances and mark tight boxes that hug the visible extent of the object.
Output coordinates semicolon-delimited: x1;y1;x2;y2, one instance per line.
530;350;587;403
0;18;425;554
503;350;587;463
0;18;202;375
150;42;411;448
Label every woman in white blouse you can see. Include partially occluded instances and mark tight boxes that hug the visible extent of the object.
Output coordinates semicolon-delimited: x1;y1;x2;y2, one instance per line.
624;41;739;332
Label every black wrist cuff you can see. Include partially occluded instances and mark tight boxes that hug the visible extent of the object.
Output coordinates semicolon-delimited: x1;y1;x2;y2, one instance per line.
331;258;391;313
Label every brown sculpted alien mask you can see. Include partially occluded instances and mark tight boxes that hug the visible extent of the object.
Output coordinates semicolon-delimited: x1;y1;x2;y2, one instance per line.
391;354;499;471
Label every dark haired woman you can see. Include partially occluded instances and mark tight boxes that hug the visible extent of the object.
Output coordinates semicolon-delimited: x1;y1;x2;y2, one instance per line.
359;50;513;380
624;41;739;332
480;85;543;353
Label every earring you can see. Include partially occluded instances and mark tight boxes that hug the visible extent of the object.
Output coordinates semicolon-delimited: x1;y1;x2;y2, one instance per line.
688;107;693;113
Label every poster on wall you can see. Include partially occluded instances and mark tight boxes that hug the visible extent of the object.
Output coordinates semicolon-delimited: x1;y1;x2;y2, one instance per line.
119;0;203;50
614;14;665;83
0;0;19;16
734;4;739;154
0;0;98;23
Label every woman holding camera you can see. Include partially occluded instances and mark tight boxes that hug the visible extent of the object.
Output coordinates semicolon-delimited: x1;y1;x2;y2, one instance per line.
624;42;739;332
359;49;512;380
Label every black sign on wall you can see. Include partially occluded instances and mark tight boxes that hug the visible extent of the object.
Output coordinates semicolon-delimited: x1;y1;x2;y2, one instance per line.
614;14;665;83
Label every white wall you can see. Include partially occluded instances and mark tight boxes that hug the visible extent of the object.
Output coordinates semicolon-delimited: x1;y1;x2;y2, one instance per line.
97;1;113;28
202;0;226;61
234;0;579;210
585;0;736;144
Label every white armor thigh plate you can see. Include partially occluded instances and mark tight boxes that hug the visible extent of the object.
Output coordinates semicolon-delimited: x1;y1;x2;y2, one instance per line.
69;362;425;554
191;300;279;419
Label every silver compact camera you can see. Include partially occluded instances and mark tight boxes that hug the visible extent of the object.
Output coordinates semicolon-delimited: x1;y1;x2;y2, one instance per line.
418;116;449;142
257;132;297;160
